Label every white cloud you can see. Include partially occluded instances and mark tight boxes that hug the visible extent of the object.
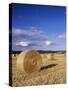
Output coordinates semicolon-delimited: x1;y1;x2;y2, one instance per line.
12;28;47;41
58;33;66;38
16;41;29;47
12;28;43;36
45;40;53;46
12;29;29;36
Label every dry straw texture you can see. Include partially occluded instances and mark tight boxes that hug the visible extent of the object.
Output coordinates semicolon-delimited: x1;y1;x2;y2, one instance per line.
46;53;55;60
17;50;42;74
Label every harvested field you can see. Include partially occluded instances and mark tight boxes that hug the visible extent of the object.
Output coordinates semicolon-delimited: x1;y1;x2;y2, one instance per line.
9;52;66;86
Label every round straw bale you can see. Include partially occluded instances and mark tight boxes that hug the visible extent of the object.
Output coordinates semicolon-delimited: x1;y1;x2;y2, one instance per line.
12;54;14;57
16;50;42;73
46;54;51;60
46;53;55;60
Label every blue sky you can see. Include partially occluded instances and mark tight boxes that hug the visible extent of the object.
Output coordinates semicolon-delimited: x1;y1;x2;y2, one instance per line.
11;3;66;51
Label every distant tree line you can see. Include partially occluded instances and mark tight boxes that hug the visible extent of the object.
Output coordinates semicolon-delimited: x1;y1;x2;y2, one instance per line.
9;50;66;54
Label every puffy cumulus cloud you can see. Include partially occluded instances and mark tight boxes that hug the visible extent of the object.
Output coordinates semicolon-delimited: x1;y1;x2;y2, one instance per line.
44;40;54;46
12;28;66;51
58;33;66;39
15;41;40;47
16;41;29;47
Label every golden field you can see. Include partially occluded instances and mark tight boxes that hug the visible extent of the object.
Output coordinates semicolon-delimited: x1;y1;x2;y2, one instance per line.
9;52;66;86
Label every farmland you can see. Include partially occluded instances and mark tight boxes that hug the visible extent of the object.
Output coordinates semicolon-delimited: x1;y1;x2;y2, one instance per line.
9;51;66;86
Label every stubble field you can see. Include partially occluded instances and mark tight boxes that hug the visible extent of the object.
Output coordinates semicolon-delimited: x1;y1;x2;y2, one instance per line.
10;52;66;86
